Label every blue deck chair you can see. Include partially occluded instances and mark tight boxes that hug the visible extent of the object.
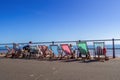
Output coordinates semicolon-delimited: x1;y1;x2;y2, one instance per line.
49;45;62;59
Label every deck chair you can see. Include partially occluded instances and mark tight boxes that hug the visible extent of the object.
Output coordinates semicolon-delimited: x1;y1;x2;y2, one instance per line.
38;45;53;59
94;42;108;61
38;45;48;57
22;45;31;58
5;46;15;58
77;41;91;61
49;45;62;59
60;44;75;59
28;45;39;59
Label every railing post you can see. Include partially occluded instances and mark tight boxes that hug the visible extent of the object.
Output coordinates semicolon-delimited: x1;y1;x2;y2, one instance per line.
112;38;115;58
52;41;54;45
79;40;81;42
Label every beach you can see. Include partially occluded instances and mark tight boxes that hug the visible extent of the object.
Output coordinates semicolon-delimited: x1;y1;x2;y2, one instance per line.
0;58;120;80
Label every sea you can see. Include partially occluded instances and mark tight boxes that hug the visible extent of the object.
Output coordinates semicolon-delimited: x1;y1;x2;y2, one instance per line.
0;44;120;57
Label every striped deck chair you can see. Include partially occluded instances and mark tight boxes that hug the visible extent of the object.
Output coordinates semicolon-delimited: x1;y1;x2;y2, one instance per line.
77;41;91;61
38;45;48;58
94;42;108;61
60;44;74;59
50;45;62;59
38;45;53;59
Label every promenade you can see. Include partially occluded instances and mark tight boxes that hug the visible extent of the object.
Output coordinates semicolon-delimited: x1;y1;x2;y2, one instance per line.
0;58;120;80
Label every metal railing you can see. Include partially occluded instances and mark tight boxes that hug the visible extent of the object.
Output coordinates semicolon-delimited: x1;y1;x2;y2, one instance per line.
0;38;120;58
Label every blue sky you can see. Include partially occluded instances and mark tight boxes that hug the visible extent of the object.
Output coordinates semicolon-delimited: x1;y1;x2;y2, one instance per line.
0;0;120;43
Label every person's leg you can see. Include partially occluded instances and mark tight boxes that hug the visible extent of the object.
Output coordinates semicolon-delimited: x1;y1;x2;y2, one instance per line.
87;52;91;60
98;54;100;61
79;52;82;58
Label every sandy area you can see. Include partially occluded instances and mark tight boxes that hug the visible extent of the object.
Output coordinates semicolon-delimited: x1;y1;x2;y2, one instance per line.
0;58;120;80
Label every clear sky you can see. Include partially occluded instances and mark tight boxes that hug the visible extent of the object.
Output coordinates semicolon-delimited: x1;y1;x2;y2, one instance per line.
0;0;120;43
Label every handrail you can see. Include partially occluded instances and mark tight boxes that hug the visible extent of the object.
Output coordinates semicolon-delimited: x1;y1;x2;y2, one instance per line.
0;38;120;45
0;38;120;58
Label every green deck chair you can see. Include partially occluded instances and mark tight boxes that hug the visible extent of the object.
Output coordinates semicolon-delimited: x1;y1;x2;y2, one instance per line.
77;41;90;60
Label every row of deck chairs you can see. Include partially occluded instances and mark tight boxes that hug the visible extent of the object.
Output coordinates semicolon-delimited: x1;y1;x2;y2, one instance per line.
5;41;109;61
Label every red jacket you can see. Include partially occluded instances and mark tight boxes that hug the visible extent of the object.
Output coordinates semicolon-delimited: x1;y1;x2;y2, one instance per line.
103;48;107;54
